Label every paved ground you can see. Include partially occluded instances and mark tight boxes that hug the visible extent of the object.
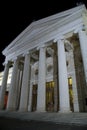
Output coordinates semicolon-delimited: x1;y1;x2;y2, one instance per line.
0;117;87;130
0;110;87;126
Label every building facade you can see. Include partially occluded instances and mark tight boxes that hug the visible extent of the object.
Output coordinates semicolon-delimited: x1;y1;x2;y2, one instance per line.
0;4;87;113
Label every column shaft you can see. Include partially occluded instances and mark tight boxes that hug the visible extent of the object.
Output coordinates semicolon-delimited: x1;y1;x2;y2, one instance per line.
19;53;30;111
57;39;70;113
28;82;33;111
53;51;58;112
0;62;9;109
15;69;21;109
7;59;19;110
37;47;46;112
70;51;79;112
28;66;34;111
78;30;87;83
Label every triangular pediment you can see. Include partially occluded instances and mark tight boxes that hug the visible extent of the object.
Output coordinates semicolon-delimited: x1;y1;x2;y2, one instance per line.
3;4;86;57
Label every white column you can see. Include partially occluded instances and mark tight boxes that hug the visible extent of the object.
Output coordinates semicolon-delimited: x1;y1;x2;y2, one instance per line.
15;68;21;109
78;30;87;83
72;72;79;112
70;51;79;112
28;81;33;111
57;39;71;113
16;68;23;109
7;58;19;111
37;46;46;112
0;62;9;109
19;53;30;111
28;65;35;111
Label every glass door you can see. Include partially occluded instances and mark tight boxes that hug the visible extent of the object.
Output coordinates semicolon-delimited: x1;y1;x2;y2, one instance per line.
46;81;54;112
32;84;37;111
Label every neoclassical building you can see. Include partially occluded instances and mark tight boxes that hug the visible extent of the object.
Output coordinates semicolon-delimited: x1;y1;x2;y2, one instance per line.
0;4;87;113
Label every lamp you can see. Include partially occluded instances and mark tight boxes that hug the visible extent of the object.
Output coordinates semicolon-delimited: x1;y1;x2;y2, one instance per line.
68;77;72;86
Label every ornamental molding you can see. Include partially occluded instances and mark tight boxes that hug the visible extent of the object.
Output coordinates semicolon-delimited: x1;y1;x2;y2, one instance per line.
46;47;54;56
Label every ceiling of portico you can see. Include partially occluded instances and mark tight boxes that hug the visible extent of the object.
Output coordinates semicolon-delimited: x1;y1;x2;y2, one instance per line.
65;33;79;52
67;34;79;46
30;44;55;62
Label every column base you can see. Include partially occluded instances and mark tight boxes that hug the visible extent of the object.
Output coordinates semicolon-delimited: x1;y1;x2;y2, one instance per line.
6;107;16;111
73;103;79;112
36;105;46;112
58;110;72;113
36;108;46;113
28;105;31;112
19;108;28;112
0;105;4;110
35;110;46;113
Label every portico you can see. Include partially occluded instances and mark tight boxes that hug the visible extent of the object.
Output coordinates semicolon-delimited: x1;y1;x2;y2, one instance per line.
0;4;87;113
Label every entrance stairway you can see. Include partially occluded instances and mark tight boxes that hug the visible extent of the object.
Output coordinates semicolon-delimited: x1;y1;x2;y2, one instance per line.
0;110;87;126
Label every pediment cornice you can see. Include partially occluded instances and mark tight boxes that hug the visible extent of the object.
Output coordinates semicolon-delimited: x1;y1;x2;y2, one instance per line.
5;19;83;62
2;4;86;60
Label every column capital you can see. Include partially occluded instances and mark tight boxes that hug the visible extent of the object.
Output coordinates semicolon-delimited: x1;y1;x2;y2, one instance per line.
74;26;83;34
3;60;11;66
53;35;64;43
23;51;30;57
37;43;46;50
12;57;18;62
3;61;8;66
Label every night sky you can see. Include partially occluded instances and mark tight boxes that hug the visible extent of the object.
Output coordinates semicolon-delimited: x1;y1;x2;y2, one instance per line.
0;0;87;72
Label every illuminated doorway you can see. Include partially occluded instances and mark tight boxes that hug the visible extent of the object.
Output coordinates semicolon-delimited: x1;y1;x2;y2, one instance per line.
68;77;74;111
46;81;54;112
32;84;37;111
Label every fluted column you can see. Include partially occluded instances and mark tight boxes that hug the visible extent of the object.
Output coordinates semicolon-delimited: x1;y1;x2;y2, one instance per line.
16;64;24;109
19;53;30;111
0;62;10;109
7;58;19;110
53;48;58;112
37;46;46;112
70;50;79;112
15;68;21;110
78;30;87;83
57;39;71;113
28;81;33;111
28;65;35;111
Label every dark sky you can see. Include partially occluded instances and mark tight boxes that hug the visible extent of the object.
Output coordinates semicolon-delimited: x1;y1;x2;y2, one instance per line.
0;0;87;72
